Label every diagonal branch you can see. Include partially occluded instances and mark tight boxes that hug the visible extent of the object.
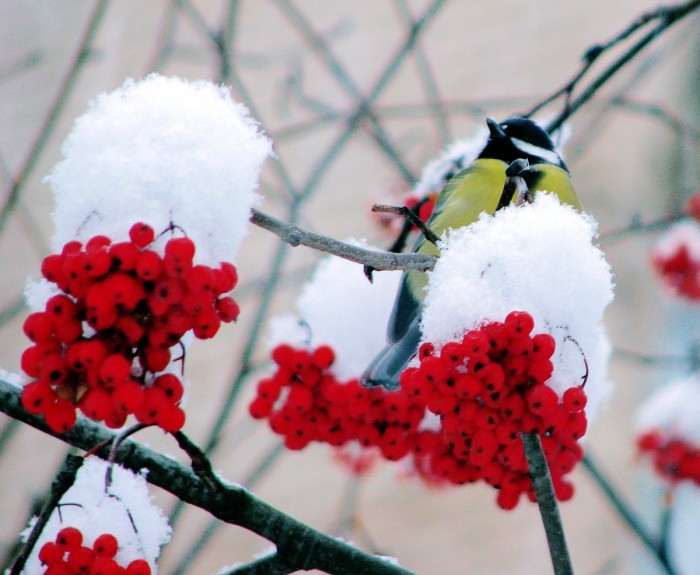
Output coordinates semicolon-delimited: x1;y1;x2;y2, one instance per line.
0;379;416;575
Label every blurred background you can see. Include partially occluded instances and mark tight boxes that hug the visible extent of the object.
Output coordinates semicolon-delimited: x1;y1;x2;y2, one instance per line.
1;1;699;574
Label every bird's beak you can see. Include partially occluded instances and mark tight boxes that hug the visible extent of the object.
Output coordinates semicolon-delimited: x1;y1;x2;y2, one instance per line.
486;117;507;140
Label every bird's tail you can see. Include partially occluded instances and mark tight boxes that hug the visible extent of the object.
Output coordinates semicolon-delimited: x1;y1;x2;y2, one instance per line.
360;315;421;390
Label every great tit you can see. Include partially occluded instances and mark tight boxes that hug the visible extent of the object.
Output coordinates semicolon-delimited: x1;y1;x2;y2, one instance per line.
361;116;582;390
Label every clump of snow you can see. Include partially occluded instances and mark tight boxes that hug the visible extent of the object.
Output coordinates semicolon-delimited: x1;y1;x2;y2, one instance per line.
637;376;700;445
22;457;171;573
47;74;272;266
421;193;614;418
653;221;700;260
268;243;402;381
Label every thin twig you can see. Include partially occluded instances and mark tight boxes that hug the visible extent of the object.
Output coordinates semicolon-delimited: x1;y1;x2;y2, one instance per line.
9;454;84;575
371;204;440;245
581;453;679;575
250;208;435;272
0;0;110;235
544;0;700;132
521;433;573;575
599;212;684;243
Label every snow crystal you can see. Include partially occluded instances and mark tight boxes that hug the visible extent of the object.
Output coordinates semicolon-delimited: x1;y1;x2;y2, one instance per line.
637;376;700;445
420;193;614;418
21;457;171;574
47;74;272;266
269;243;402;381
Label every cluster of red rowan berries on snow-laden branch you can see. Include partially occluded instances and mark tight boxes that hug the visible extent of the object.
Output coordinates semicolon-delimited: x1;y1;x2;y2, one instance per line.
250;311;589;509
651;194;700;301
38;527;151;575
20;223;240;434
637;430;700;486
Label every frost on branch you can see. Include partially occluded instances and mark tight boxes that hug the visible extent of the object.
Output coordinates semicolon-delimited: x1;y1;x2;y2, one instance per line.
421;193;614;419
22;457;170;574
46;74;272;266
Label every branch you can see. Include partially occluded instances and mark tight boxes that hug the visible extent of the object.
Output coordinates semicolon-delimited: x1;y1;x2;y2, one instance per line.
0;0;111;235
250;208;436;272
521;433;573;575
0;379;416;575
582;453;679;575
522;0;700;132
9;454;84;575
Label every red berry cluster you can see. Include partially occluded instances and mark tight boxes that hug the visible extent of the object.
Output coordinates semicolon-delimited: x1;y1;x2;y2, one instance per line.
21;223;240;433
652;240;700;301
684;193;700;223
250;312;588;509
401;312;588;509
637;430;700;486
249;344;426;460
38;527;151;575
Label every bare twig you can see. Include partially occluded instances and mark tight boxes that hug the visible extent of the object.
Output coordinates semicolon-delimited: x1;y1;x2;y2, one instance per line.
9;454;84;575
0;0;110;235
523;0;700;132
250;208;436;272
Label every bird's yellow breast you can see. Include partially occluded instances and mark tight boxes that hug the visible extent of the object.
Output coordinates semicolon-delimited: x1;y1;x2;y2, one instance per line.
406;158;580;300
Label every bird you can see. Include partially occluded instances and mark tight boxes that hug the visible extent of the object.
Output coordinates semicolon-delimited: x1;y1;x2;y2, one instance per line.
361;116;582;390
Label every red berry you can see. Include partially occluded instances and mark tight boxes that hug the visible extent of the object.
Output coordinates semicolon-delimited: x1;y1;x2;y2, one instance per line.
56;527;83;551
216;296;240;323
126;559;152;575
129;222;155;248
44;399;77;433
21;381;55;414
136;250;164;281
154;373;184;402
39;541;64;565
67;546;95;574
505;311;535;336
93;534;118;558
157;403;186;432
562;386;588;412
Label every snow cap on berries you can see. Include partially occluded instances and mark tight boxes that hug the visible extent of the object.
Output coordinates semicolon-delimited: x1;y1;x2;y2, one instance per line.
268;242;402;381
48;74;272;265
420;193;614;418
22;457;171;573
637;376;700;445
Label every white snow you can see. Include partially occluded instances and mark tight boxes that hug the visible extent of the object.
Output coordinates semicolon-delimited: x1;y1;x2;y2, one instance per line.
268;242;402;381
420;193;615;418
47;74;272;266
21;457;171;573
637;376;700;445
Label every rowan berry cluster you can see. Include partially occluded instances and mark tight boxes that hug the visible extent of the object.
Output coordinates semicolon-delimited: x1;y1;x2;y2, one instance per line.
249;344;426;459
402;311;588;509
651;240;700;301
251;312;589;510
20;223;240;433
637;430;700;486
37;527;151;575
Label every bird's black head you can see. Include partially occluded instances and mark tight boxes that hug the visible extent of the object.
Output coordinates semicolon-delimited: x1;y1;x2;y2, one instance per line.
478;117;568;172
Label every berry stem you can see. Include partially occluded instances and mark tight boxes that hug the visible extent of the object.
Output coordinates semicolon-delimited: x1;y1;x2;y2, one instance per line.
9;454;83;575
521;433;573;575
